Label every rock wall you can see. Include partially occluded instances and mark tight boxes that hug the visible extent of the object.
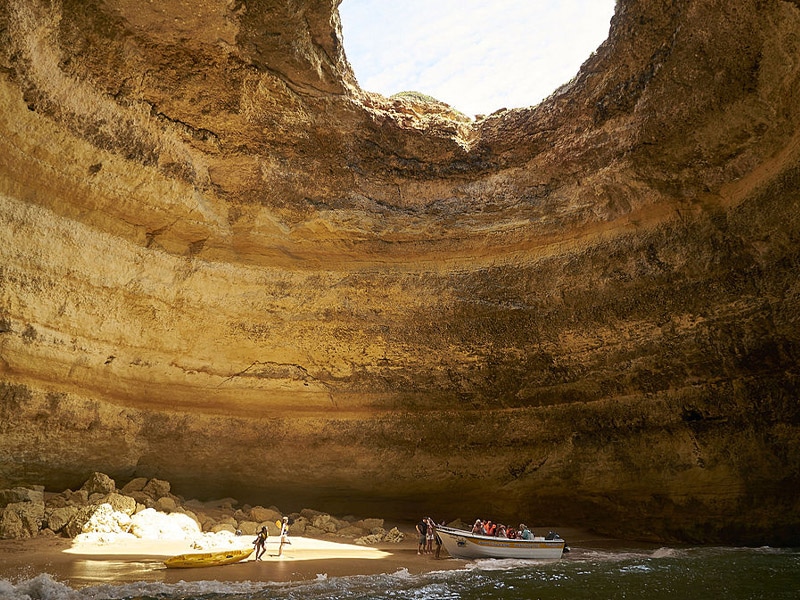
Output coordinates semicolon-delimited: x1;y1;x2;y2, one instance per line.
0;0;798;544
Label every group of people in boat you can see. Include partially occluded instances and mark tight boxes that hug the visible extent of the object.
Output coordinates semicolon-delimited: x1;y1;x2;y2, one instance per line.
471;519;534;539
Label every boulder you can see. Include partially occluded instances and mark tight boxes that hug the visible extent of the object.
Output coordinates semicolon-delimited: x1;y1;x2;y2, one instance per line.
141;478;170;500
233;508;249;522
87;492;108;505
45;506;80;534
337;525;366;537
64;507;89;538
0;501;45;539
354;533;381;545
154;496;177;513
44;492;69;509
174;506;196;519
0;486;44;507
216;515;237;527
182;498;206;511
250;506;282;524
356;518;384;532
211;523;236;534
446;518;467;530
176;509;202;529
120;477;148;494
63;502;136;538
285;516;306;536
300;508;324;520
354;526;404;546
385;527;404;543
98;493;137;516
126;491;154;508
64;489;89;506
199;517;216;532
80;472;116;495
311;513;347;533
78;503;132;534
303;525;327;537
238;520;260;535
128;508;201;540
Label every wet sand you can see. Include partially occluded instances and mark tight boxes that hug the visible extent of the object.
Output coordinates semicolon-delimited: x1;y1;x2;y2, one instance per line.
0;526;616;589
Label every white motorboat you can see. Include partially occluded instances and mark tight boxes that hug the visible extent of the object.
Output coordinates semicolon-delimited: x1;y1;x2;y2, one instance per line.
436;525;567;560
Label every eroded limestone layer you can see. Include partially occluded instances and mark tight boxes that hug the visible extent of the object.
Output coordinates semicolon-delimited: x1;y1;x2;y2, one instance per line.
1;0;798;544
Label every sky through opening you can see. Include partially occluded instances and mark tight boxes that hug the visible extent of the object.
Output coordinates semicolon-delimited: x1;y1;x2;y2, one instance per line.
339;0;617;117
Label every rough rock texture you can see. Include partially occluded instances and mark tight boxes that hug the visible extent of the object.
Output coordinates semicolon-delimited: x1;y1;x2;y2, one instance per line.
80;471;116;496
2;473;400;539
0;0;798;544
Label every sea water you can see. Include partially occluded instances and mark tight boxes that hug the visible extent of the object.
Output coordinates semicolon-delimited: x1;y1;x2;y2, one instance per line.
1;546;798;600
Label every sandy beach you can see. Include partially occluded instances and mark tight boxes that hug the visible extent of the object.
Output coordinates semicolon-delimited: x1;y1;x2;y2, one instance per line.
0;525;616;590
0;528;466;589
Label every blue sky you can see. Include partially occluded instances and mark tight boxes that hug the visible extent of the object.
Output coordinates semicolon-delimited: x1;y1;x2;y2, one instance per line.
339;0;616;117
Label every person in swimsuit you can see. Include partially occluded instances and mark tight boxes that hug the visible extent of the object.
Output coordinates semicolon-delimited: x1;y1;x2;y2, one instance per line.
253;526;268;560
425;517;436;554
277;516;290;556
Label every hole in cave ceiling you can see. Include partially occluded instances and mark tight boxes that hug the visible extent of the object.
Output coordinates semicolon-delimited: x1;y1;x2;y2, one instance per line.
339;0;617;118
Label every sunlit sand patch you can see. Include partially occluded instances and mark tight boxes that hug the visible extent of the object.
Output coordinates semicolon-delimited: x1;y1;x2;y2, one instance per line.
254;537;392;561
62;506;391;562
65;536;391;562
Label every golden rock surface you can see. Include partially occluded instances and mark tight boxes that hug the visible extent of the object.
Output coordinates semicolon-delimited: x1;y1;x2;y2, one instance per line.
1;0;799;543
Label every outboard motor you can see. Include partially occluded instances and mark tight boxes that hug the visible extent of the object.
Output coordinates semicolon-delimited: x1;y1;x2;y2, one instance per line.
545;531;570;552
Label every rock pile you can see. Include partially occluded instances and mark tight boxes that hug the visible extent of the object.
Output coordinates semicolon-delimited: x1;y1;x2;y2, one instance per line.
0;473;404;546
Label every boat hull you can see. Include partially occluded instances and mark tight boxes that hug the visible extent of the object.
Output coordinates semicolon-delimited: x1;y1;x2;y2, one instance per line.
164;547;253;568
436;526;565;560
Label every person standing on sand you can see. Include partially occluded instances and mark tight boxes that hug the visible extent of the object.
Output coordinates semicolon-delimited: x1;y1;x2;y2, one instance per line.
277;516;290;556
416;517;428;554
425;517;435;554
253;526;268;560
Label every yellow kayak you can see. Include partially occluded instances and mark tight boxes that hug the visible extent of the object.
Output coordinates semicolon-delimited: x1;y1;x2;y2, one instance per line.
164;547;253;568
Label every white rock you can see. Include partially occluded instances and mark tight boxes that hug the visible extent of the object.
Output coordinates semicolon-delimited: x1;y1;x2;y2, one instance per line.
128;508;201;540
80;503;132;534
